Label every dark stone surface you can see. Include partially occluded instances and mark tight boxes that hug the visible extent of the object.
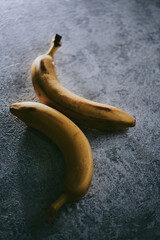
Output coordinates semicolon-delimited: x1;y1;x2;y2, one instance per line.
0;0;160;239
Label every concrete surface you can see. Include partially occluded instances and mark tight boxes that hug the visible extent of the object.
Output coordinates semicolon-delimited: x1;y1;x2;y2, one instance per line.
0;0;160;239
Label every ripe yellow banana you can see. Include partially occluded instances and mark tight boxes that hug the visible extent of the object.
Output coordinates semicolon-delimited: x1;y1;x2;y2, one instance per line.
31;34;135;131
10;102;93;222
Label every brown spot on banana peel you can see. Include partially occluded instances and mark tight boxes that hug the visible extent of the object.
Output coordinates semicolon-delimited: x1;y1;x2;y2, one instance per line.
92;105;112;112
73;131;80;137
40;60;48;73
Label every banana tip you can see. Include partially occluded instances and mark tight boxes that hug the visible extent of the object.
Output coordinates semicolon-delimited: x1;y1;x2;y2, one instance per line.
132;118;136;127
10;103;19;115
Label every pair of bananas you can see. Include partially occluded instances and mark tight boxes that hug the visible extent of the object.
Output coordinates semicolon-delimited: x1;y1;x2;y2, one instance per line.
10;34;135;222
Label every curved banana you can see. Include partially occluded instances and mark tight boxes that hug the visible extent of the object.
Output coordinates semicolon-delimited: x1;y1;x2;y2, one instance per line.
10;102;93;222
31;34;135;131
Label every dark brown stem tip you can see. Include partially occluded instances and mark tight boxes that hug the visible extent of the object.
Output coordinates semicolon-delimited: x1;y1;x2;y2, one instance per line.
53;34;62;47
43;206;57;223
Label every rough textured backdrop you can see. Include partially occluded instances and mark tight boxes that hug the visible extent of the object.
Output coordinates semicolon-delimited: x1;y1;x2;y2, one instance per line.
0;0;160;239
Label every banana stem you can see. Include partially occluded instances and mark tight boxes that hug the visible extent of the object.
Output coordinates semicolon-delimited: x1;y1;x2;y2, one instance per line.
47;34;62;58
44;193;68;222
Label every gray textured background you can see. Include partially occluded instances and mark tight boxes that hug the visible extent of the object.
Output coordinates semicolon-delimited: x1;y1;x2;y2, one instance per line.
0;0;160;239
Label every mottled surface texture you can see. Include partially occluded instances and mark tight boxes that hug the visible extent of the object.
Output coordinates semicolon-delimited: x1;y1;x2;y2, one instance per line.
0;0;160;239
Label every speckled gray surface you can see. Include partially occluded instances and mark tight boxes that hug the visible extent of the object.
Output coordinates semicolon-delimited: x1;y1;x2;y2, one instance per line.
0;0;160;239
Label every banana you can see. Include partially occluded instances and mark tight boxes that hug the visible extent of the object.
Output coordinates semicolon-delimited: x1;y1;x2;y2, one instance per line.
10;102;93;222
31;34;135;131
